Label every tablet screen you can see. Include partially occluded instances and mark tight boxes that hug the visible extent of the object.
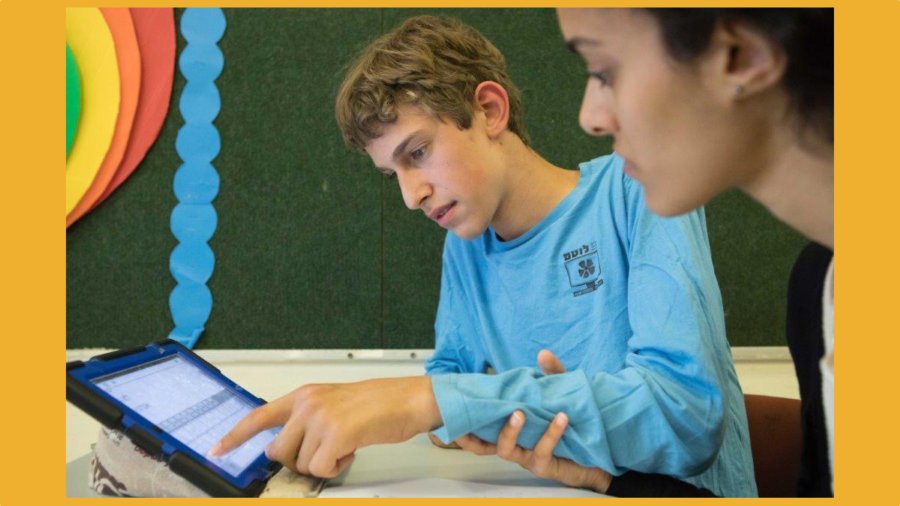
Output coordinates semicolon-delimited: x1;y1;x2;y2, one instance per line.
92;354;278;477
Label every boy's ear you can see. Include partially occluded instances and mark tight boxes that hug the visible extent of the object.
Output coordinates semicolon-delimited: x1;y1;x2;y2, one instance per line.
704;20;787;104
473;81;510;139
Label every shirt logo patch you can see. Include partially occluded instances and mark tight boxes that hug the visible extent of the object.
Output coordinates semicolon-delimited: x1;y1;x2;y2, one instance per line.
562;242;604;297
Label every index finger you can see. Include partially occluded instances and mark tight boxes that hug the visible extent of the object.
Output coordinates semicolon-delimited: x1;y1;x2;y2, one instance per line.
210;396;292;457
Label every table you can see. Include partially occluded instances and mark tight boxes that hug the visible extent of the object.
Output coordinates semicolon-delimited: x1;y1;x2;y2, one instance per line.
66;434;603;498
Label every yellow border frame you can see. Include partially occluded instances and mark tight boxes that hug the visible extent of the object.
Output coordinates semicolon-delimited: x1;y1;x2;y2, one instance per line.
5;1;896;505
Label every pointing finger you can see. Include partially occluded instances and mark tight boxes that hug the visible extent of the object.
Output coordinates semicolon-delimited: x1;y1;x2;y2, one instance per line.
210;396;291;457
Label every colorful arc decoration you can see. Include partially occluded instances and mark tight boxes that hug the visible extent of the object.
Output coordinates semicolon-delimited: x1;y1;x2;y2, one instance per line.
65;8;176;223
67;8;141;227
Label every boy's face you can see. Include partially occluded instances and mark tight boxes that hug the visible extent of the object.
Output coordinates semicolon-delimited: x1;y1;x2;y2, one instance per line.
365;105;506;240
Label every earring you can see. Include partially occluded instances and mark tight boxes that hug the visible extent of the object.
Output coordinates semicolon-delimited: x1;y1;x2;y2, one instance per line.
734;84;745;98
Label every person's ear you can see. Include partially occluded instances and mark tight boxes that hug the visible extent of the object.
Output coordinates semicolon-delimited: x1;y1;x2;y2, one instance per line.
705;20;787;103
473;81;510;139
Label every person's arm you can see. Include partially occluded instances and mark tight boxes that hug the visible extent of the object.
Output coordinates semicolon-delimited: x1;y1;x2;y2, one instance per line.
430;177;731;478
210;375;443;477
425;243;476;449
459;405;717;497
458;351;715;497
454;351;613;492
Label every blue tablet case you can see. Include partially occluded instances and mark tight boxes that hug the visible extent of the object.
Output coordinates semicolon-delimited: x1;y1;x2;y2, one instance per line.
66;339;281;497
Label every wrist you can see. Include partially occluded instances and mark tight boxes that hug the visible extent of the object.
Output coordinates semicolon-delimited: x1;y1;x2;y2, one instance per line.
409;376;443;434
591;470;613;494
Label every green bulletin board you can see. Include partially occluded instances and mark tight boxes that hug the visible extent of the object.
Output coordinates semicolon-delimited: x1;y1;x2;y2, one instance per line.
66;9;807;350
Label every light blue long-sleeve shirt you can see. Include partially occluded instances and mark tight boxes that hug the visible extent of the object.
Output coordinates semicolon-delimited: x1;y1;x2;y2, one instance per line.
425;154;756;497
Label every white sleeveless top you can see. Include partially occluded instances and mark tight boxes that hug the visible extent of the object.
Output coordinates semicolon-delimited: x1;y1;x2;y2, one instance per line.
820;259;834;493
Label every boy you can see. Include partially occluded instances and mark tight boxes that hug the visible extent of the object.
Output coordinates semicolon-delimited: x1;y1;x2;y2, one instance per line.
213;15;756;497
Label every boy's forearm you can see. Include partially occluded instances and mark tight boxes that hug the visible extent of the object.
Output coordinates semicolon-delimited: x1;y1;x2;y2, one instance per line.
359;375;444;441
409;375;443;434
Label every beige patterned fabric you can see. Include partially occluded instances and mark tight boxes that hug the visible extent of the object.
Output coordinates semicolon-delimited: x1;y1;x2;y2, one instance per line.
88;427;325;497
89;427;208;497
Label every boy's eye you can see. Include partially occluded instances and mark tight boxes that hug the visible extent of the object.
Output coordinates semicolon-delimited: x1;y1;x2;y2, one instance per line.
410;146;427;161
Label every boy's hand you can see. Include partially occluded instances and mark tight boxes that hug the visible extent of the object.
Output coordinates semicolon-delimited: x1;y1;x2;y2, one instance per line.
209;376;441;478
456;410;613;493
455;349;613;494
428;431;461;449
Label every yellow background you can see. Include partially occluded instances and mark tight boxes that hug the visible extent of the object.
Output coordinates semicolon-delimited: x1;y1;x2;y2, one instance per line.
0;0;893;505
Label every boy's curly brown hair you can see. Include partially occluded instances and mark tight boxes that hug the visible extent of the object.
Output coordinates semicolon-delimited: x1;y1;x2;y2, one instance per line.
335;15;529;151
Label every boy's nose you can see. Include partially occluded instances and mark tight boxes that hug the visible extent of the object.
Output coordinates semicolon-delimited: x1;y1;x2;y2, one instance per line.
579;81;617;137
397;170;430;210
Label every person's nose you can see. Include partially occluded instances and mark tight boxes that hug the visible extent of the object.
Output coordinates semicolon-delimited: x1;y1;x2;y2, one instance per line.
396;170;431;211
578;80;618;137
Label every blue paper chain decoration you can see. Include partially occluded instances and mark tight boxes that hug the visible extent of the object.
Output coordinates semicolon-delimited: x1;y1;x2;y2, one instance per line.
169;8;225;348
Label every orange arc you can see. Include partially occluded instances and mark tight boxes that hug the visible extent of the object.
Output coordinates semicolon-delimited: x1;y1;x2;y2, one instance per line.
91;9;176;212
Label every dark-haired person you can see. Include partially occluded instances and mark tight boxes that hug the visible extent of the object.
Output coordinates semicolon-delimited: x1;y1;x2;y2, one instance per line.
494;8;833;497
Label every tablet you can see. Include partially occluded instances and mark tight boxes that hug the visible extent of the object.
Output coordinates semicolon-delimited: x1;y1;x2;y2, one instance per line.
67;339;281;497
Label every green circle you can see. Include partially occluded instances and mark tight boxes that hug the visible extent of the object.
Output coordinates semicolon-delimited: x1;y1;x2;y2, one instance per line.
66;43;82;158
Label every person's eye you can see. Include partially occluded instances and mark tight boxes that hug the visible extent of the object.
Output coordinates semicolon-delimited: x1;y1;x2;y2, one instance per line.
587;70;612;87
410;145;427;162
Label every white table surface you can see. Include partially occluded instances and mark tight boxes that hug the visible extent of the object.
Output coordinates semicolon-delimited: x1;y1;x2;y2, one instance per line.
316;433;603;498
66;432;603;498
